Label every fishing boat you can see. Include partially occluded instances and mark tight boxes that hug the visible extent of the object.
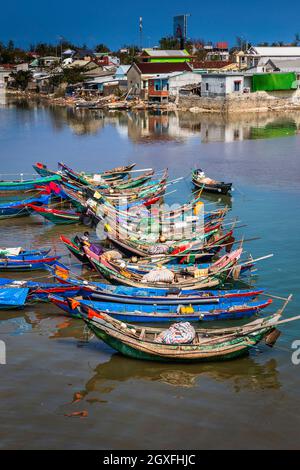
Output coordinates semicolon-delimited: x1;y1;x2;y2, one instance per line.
192;169;232;195
0;175;62;195
80;305;286;362
0;287;29;309
49;294;272;323
0;277;83;302
0;247;51;259
58;162;136;185
106;228;234;260
28;205;82;225
50;262;265;306
0;194;50;219
32;162;59;178
0;252;61;271
82;247;242;290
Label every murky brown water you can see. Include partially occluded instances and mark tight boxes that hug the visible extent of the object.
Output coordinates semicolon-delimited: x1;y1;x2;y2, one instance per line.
0;95;300;449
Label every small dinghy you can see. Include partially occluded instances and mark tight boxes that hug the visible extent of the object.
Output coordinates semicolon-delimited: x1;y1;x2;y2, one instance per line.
192;169;232;195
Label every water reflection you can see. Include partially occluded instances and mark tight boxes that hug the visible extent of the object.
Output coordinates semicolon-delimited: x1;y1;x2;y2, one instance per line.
74;355;280;404
3;94;300;143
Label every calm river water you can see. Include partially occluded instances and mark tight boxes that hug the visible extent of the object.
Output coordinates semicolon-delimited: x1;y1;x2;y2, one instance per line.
0;93;300;449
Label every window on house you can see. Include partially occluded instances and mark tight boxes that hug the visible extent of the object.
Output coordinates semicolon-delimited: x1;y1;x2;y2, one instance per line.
234;81;241;92
205;83;209;91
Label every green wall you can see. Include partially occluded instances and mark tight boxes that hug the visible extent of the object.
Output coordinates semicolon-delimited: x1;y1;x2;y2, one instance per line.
252;73;297;92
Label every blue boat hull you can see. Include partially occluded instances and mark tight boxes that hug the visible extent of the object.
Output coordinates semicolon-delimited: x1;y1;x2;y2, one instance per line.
49;295;272;322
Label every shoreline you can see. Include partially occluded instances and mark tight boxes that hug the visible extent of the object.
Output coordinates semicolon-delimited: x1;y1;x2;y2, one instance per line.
5;89;300;116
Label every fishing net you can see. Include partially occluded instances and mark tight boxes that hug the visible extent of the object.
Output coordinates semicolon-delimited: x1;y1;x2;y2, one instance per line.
155;322;196;344
141;267;174;283
148;244;170;255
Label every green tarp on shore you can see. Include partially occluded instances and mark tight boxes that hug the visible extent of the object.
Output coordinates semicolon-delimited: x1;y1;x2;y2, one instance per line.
252;73;297;92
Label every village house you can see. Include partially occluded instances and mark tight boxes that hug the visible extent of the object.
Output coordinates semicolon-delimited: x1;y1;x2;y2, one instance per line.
205;42;230;62
201;73;246;97
0;63;29;88
237;46;300;69
127;62;193;97
201;70;299;97
147;71;201;102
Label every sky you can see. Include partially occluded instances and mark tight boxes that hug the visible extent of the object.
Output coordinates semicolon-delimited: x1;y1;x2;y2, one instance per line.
1;0;300;50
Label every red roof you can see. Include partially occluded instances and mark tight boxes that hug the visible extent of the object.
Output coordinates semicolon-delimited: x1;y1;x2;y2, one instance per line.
134;62;192;74
192;61;233;69
216;42;228;50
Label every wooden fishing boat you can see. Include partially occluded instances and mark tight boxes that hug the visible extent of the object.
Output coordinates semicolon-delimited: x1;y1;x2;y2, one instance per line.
0;194;52;220
49;263;264;305
28;204;82;225
81;306;284;362
51;262;264;306
0;175;62;195
0;255;61;271
49;294;272;323
78;169;156;191
0;277;83;302
83;247;241;290
192;169;232;195
58;162;136;185
33;162;59;178
0;287;29;309
0;247;51;259
106;228;234;260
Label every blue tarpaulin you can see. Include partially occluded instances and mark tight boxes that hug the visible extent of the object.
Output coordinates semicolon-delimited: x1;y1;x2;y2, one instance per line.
0;287;29;308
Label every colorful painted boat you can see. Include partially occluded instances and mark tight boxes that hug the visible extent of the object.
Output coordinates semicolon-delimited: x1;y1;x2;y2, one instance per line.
58;162;136;185
49;294;272;322
82;248;242;290
0;247;51;259
28;205;82;225
81;306;283;362
0;277;83;302
0;194;50;219
32;163;59;178
0;175;62;194
0;255;61;271
51;262;265;306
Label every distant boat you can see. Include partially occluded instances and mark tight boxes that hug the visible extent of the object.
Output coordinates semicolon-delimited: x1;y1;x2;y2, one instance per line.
192;169;232;195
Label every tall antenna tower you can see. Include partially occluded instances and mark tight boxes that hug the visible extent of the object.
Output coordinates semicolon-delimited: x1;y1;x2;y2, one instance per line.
139;16;143;50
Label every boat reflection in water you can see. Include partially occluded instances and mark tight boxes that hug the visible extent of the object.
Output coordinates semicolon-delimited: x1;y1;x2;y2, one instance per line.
76;354;280;402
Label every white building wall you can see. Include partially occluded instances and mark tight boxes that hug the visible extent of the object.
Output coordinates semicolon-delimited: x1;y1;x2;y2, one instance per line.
201;75;244;96
168;72;201;96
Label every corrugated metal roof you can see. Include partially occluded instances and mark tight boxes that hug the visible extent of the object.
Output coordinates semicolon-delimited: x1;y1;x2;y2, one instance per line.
134;62;192;74
251;47;300;56
142;49;190;57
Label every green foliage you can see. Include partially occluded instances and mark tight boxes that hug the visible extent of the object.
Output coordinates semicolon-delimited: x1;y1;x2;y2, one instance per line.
10;70;32;90
95;43;110;53
116;45;139;64
61;66;85;84
158;36;180;50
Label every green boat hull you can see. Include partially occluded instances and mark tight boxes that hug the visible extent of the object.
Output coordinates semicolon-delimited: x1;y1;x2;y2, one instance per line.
35;211;81;225
90;326;261;363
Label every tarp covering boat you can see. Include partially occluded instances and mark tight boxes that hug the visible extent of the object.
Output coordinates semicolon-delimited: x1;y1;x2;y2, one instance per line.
0;287;29;308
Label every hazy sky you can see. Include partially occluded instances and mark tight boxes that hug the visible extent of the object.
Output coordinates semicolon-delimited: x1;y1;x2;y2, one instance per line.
1;0;299;50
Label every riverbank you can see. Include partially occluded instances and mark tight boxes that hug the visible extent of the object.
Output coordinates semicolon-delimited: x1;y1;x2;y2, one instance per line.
5;88;300;116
